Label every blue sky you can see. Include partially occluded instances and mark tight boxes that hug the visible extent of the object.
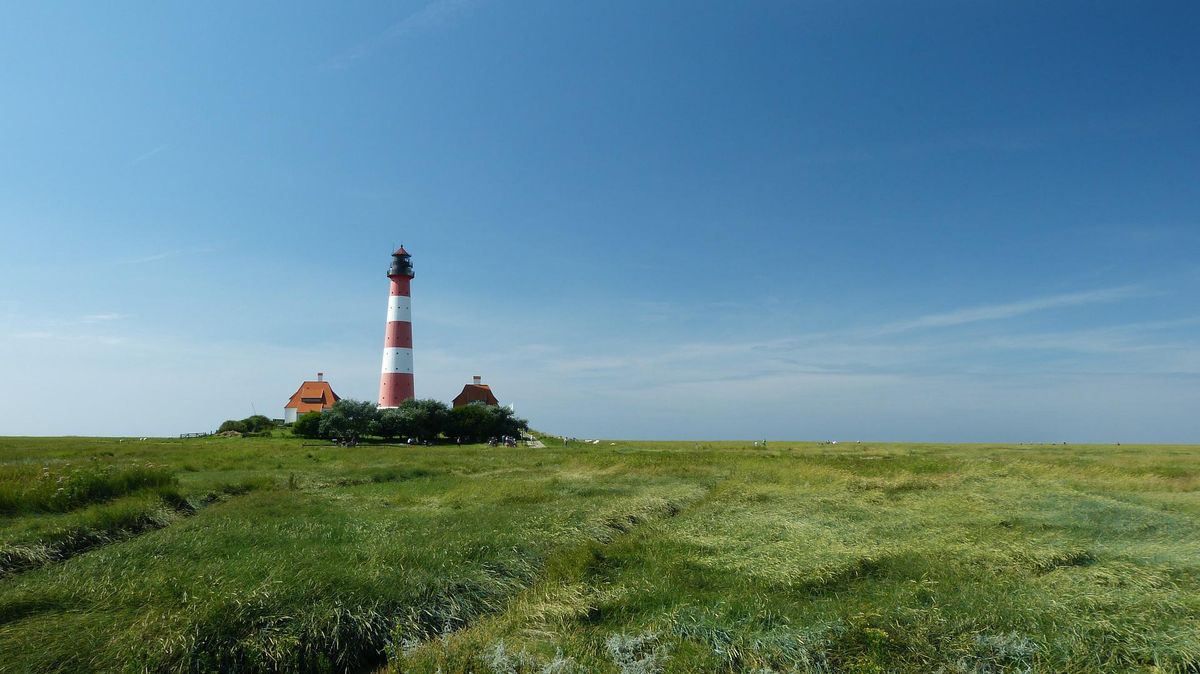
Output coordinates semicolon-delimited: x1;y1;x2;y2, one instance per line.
2;1;1198;441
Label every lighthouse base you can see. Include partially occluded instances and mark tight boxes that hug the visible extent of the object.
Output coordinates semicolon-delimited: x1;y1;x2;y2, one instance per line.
378;372;415;408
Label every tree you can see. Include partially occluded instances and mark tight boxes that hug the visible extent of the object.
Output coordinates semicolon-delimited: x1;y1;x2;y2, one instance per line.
318;399;378;442
398;399;450;442
292;412;322;438
488;405;529;440
372;407;411;440
446;403;492;443
447;403;529;443
217;419;246;434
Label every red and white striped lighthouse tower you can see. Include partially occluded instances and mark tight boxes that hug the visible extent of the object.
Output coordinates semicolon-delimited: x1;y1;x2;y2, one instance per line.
378;246;415;407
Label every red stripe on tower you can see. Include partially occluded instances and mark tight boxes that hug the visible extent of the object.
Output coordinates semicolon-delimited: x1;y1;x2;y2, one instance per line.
378;246;415;407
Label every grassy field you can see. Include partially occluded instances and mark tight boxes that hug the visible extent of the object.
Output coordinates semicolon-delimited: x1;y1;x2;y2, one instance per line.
0;436;1197;673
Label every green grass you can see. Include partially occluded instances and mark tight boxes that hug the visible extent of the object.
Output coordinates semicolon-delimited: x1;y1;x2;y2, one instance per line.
0;461;176;514
0;437;1197;673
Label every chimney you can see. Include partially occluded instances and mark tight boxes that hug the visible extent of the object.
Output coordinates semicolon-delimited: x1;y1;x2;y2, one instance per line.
473;375;482;385
317;372;324;382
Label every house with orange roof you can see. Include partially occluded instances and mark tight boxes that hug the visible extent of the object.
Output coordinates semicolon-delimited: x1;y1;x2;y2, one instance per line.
284;372;341;423
452;375;500;408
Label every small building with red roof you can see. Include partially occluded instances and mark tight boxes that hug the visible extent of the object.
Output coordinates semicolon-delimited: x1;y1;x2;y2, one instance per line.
452;375;500;408
284;372;341;423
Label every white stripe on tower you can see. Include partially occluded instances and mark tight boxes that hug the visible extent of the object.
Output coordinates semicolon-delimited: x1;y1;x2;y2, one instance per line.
378;246;415;407
381;347;413;373
386;295;411;322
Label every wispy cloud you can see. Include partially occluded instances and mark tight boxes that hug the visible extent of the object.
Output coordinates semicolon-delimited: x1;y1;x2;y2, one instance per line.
5;312;133;345
867;286;1146;335
505;285;1179;394
11;330;128;346
983;318;1200;354
323;0;479;70
117;247;216;265
120;252;174;264
130;145;168;166
81;313;127;323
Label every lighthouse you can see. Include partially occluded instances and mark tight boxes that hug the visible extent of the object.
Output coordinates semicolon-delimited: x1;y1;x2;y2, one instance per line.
378;246;415;407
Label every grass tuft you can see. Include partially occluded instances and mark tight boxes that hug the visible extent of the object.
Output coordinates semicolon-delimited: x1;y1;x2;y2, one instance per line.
0;463;175;515
606;632;670;674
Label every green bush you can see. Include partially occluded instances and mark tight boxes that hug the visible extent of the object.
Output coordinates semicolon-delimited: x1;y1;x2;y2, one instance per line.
318;400;378;442
219;415;277;434
292;412;323;439
275;398;528;444
242;415;275;433
397;399;450;442
447;403;529;443
372;408;411;440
